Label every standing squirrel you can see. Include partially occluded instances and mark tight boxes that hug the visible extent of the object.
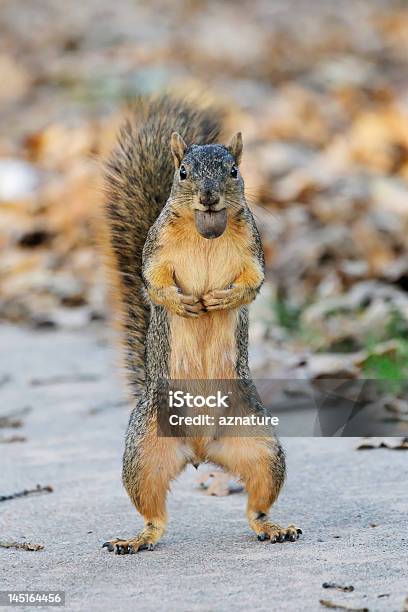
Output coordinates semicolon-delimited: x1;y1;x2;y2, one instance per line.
102;96;301;554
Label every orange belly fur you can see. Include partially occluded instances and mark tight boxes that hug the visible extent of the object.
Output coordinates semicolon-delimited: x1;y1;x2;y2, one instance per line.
165;213;249;380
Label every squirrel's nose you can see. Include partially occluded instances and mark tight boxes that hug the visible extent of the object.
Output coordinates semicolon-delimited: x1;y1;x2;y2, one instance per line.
199;191;220;208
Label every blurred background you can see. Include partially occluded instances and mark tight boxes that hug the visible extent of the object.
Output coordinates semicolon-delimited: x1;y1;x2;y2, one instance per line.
1;0;408;400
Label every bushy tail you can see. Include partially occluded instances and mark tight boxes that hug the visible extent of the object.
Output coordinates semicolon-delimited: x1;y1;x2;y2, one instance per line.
104;95;223;397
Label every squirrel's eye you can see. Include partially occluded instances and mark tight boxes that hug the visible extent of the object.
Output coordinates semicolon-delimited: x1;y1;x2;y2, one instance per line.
179;165;187;180
230;164;238;178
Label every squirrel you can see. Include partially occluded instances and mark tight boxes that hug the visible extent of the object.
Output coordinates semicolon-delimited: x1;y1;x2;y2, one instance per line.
102;95;301;554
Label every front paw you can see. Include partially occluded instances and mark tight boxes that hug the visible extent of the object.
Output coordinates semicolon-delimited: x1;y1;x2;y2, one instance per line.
177;292;206;318
148;286;204;318
202;287;244;311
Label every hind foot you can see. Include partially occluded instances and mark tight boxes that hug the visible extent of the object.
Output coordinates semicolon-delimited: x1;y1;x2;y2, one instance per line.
251;515;302;543
102;522;164;554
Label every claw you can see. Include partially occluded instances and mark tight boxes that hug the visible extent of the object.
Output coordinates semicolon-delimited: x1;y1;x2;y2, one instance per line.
103;535;157;555
254;521;302;544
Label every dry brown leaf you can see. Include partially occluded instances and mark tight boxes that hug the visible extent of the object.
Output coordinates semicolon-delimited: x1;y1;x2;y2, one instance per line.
196;470;243;496
0;435;26;443
322;583;355;593
319;600;368;612
356;437;408;451
0;541;44;551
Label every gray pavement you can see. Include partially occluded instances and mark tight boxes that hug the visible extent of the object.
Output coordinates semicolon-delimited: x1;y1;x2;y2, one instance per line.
0;324;407;612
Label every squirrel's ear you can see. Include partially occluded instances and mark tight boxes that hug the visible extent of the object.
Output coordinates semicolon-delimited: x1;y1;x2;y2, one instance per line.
227;132;243;165
171;132;187;168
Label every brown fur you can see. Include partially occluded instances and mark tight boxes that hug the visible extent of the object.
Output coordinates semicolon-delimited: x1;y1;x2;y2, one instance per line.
144;208;263;379
103;96;223;395
102;96;301;555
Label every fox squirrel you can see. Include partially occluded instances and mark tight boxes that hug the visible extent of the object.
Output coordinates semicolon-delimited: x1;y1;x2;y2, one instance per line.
102;96;301;554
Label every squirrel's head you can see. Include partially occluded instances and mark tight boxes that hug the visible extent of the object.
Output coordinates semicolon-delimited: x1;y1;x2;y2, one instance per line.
170;132;244;239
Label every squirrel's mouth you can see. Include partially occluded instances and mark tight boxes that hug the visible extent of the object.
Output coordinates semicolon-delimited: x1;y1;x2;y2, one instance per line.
194;208;227;239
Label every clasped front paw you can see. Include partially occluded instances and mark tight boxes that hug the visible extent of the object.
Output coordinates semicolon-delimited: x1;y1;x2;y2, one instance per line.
202;287;241;311
177;292;206;318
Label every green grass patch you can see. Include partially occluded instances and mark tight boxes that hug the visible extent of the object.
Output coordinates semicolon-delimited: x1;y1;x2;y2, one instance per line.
273;299;302;332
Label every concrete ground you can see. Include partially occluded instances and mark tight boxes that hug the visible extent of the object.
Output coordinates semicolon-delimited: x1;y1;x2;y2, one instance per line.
0;324;407;612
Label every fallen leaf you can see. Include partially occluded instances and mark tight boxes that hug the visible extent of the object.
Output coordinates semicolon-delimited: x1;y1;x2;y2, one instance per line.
322;583;355;593
0;484;53;503
0;435;26;443
0;407;31;429
196;471;243;496
0;541;44;551
319;600;368;612
356;437;408;450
